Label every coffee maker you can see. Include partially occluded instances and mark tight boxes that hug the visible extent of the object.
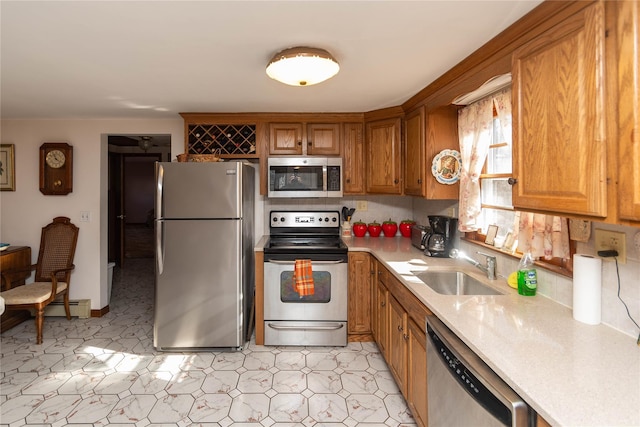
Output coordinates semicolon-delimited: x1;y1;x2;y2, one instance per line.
424;215;457;257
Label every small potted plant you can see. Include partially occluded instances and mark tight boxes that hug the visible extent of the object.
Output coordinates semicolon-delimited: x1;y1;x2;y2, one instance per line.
399;219;416;238
367;221;382;237
352;220;368;237
382;219;398;237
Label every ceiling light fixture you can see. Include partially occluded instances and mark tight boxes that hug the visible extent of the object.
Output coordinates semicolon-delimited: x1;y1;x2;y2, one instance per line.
266;46;340;87
138;136;153;152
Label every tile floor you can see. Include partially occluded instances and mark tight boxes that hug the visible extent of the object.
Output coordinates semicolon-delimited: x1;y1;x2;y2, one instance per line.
1;259;416;426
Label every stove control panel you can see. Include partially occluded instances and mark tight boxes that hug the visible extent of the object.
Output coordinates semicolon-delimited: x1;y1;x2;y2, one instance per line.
270;211;340;228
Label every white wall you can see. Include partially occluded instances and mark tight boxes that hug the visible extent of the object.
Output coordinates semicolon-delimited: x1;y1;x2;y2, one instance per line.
0;118;183;310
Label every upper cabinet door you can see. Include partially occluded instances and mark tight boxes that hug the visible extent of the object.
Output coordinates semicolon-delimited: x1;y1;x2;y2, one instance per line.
269;123;303;155
366;117;402;194
512;1;607;217
617;0;640;222
307;123;341;155
403;107;425;196
343;122;365;194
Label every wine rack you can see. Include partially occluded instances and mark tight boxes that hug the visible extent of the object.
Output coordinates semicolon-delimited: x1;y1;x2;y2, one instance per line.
187;124;257;157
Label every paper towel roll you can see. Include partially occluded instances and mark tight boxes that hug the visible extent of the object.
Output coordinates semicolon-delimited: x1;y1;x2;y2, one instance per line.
573;254;602;325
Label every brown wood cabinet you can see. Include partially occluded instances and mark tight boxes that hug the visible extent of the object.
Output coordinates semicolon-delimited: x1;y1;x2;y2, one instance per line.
365;117;402;194
372;261;431;427
404;106;460;199
388;293;408;395
1;246;32;332
307;123;341;155
407;318;428;427
269;122;341;156
403;107;425;196
616;0;640;221
512;1;607;217
424;107;460;200
269;122;304;155
372;263;389;359
347;252;372;341
342;123;365;194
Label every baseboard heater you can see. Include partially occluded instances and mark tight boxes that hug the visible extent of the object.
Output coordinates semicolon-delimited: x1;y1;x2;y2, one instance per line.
35;299;91;318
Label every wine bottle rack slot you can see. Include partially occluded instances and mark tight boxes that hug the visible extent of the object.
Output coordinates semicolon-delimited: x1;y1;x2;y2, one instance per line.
187;124;256;156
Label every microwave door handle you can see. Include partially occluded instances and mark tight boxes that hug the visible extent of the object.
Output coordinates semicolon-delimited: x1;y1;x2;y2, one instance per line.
323;165;327;192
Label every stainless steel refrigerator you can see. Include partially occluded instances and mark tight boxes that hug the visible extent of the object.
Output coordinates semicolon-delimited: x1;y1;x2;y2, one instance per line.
153;161;255;351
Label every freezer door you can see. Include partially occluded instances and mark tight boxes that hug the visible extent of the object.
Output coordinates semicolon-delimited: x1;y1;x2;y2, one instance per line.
156;162;243;219
154;219;242;349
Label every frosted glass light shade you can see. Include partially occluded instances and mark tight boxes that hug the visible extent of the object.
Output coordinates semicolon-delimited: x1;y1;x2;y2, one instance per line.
266;47;339;86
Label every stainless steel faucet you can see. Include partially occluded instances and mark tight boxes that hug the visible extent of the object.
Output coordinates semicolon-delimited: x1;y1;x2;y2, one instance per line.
450;249;497;280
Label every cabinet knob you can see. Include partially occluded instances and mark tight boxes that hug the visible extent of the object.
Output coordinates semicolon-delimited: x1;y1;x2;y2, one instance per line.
417;179;422;184
297;141;302;146
508;177;518;185
403;334;409;340
397;325;403;332
394;179;399;184
346;179;351;183
381;301;386;307
308;141;312;146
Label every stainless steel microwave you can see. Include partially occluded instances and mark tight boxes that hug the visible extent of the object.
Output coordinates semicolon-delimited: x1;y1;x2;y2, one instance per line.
268;157;343;198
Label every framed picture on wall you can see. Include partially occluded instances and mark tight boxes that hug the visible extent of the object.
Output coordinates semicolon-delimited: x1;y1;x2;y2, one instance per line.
0;144;15;191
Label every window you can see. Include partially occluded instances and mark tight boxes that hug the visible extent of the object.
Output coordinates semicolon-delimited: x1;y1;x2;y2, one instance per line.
477;113;515;246
461;94;574;277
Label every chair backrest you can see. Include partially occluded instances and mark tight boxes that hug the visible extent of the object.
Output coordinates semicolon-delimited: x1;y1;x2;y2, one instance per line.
34;217;79;282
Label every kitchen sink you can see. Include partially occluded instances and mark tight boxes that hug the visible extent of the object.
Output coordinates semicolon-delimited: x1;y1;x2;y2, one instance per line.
411;271;503;295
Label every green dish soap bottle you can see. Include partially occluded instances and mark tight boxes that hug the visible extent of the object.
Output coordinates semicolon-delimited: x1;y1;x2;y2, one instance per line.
517;251;537;296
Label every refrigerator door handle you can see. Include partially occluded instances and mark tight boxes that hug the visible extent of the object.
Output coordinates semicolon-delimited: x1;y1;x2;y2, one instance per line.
156;220;164;274
156;164;164;219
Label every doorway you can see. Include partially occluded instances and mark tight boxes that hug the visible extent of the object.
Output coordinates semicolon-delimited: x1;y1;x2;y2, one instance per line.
108;135;171;267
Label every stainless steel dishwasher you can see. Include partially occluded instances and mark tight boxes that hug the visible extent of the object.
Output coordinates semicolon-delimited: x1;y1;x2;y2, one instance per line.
426;315;533;427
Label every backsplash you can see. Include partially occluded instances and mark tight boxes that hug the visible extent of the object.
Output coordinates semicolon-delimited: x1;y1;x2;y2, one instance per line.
260;193;639;339
456;223;640;340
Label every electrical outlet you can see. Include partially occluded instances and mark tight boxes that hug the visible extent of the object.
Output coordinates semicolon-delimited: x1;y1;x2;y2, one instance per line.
80;211;91;222
356;200;368;211
594;229;626;264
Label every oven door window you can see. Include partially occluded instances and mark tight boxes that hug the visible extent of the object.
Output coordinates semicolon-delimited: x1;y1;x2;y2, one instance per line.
269;166;323;193
280;271;331;303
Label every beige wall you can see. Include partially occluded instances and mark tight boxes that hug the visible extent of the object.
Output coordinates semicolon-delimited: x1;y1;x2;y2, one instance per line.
0;118;183;310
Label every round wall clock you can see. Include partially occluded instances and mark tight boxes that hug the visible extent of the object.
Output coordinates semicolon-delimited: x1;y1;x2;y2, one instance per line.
40;142;73;195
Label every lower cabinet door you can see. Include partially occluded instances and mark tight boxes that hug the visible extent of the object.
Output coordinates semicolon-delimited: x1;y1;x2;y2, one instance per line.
407;318;428;427
388;295;407;395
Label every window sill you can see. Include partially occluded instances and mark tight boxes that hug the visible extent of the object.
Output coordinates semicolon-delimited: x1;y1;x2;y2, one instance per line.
461;235;574;279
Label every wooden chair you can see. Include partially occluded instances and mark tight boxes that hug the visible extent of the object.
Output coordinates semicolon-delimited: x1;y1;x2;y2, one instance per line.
1;217;79;344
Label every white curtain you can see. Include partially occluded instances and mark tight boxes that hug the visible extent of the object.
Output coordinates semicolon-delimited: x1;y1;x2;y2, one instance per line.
515;212;571;260
457;95;497;231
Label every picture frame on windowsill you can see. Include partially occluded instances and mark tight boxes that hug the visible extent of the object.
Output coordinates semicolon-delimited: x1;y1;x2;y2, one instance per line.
484;224;498;246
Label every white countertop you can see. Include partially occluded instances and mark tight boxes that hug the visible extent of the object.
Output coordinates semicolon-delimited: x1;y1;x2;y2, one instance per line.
343;236;640;427
254;234;639;425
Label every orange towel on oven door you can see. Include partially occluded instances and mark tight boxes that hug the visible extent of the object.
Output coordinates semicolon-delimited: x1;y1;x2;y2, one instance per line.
293;259;315;296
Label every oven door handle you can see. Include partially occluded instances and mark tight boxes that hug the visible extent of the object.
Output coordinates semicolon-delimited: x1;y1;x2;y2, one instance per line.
267;323;345;331
266;260;344;265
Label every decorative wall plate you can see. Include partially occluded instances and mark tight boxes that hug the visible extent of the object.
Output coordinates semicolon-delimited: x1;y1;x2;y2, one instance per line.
431;149;461;184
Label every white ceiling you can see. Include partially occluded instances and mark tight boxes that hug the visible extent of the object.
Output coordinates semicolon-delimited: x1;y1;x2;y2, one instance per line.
1;1;543;120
